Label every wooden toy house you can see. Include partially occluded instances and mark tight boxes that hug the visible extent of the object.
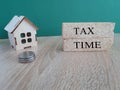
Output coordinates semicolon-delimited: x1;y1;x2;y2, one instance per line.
4;16;38;50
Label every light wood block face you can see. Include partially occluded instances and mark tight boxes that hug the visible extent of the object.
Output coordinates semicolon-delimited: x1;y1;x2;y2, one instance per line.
62;22;115;39
62;22;115;51
63;38;113;51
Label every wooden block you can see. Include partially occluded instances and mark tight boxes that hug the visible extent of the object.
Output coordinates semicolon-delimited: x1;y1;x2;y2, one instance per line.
63;37;113;51
62;22;115;39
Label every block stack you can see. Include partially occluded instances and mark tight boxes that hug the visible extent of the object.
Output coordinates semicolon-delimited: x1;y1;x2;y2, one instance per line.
62;22;115;51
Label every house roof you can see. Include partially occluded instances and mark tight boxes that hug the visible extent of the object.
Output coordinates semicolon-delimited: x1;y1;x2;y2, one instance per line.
4;15;38;33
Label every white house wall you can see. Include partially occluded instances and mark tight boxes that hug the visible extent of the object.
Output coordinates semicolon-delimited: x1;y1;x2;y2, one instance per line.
8;33;16;49
13;19;37;50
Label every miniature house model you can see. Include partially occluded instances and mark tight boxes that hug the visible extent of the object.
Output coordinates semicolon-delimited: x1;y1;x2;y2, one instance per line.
4;16;38;50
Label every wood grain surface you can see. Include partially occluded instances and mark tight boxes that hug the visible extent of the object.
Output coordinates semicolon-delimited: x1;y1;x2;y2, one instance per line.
0;34;120;90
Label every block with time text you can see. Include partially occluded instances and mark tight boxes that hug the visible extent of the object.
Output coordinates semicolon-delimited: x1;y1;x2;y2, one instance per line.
63;38;113;51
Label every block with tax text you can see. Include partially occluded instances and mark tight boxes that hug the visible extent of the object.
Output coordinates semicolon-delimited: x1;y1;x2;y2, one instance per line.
62;22;115;51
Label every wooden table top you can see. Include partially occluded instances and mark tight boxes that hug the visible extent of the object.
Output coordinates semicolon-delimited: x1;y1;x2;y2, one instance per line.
0;34;120;90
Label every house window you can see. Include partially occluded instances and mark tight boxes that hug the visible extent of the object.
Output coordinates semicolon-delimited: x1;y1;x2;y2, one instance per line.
27;32;31;37
27;38;32;43
21;39;26;44
20;33;25;38
21;32;32;44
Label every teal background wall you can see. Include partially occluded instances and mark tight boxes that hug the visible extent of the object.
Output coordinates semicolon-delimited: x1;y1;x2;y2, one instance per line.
0;0;120;39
